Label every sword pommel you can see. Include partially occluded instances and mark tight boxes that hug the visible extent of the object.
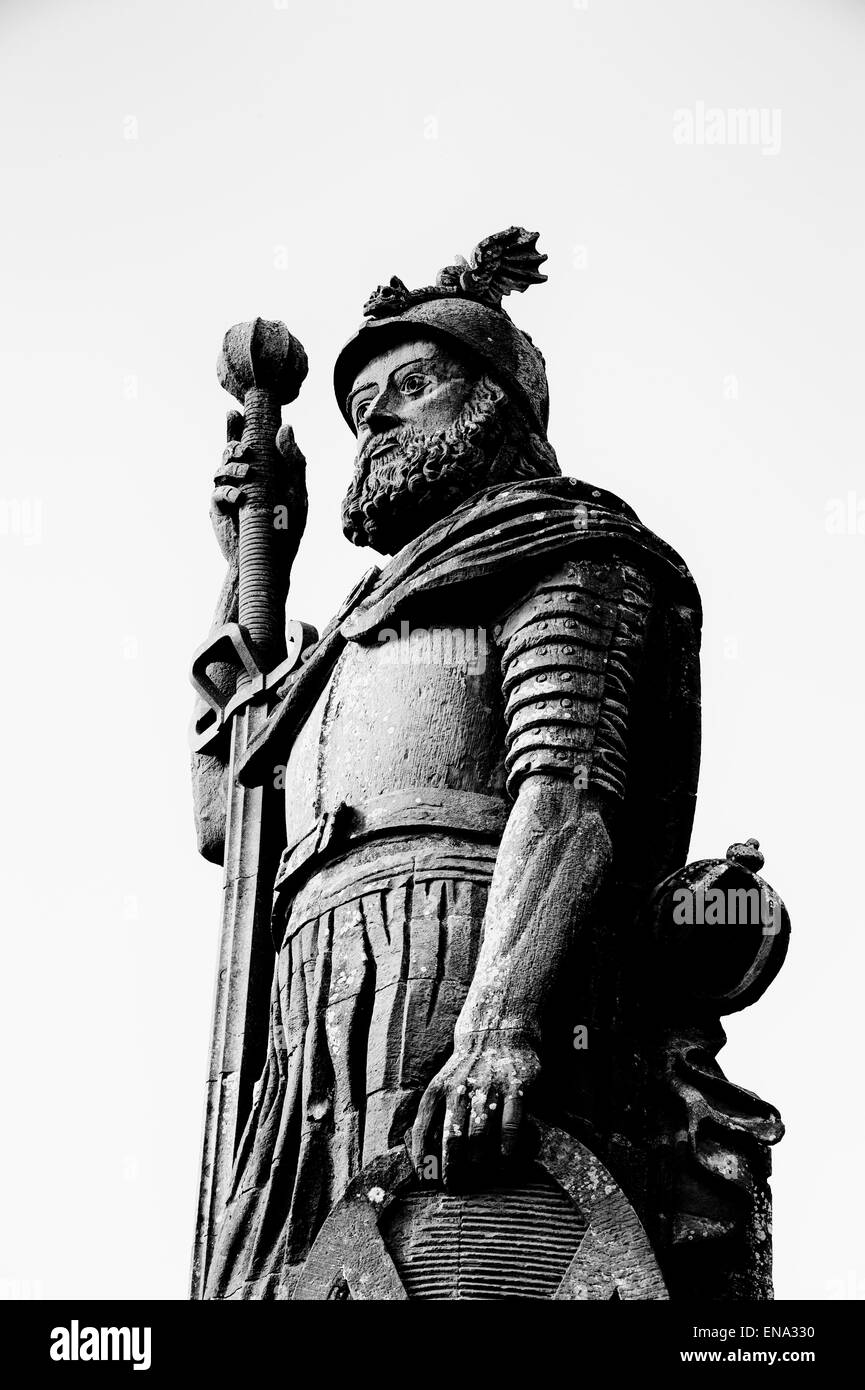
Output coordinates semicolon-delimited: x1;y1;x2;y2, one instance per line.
217;316;308;406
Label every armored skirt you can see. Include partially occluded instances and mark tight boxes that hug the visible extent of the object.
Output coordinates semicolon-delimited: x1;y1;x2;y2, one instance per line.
205;833;496;1300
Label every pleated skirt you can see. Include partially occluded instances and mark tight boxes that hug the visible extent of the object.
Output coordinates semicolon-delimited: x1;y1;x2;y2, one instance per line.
205;833;496;1300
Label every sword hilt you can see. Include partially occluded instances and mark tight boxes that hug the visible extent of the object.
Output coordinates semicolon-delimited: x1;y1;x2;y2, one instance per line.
217;317;308;672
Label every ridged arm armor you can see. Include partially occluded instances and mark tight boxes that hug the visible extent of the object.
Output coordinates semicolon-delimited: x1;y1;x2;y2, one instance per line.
497;556;655;803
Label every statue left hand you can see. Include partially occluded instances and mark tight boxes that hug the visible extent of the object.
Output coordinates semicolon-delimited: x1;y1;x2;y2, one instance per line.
411;1030;540;1186
210;413;308;569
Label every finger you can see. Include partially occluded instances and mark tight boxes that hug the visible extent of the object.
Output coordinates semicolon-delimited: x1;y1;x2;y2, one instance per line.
500;1090;523;1159
441;1085;469;1189
467;1085;497;1169
226;408;244;443
217;455;250;481
276;422;296;458
212;485;242;511
412;1084;442;1174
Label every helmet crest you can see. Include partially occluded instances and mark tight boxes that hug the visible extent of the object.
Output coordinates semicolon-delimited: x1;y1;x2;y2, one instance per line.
335;227;551;436
362;227;548;319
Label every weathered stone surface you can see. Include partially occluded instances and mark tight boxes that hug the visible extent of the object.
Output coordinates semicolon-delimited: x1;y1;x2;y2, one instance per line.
190;229;789;1301
291;1123;667;1301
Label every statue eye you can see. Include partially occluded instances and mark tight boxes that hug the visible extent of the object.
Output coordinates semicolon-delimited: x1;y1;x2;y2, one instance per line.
400;373;427;396
355;400;371;425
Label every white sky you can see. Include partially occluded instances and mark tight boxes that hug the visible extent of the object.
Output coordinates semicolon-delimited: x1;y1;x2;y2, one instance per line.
0;0;862;1300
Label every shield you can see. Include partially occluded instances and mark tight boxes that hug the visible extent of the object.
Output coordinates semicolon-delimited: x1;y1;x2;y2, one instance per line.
292;1121;668;1301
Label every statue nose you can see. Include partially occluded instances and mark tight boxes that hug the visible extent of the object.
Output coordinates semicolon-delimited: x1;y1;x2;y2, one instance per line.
366;404;401;434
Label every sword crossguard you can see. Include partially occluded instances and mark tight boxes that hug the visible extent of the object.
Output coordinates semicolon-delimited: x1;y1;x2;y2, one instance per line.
189;618;318;755
190;622;261;716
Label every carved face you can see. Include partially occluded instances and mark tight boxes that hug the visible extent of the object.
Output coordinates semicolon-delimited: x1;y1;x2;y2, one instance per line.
346;338;475;445
341;337;513;554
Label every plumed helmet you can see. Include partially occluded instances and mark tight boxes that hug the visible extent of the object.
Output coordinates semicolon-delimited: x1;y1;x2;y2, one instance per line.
334;227;550;435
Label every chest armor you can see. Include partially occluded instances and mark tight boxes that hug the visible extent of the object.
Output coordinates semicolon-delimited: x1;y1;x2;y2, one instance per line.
283;615;508;852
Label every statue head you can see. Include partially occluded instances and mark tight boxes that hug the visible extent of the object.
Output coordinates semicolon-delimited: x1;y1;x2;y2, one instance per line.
335;228;560;554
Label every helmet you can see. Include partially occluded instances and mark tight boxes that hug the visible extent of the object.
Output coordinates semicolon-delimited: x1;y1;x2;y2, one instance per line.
333;227;550;436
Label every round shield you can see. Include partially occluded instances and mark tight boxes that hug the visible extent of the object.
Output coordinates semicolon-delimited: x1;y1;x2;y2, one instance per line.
292;1120;668;1301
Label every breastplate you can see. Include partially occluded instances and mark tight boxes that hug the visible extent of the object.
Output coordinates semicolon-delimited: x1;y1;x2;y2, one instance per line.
283;618;507;854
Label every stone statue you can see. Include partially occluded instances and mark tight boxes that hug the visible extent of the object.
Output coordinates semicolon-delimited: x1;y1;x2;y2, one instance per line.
189;229;789;1301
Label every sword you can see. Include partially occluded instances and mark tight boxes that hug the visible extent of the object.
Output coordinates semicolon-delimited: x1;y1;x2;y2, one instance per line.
189;318;313;1298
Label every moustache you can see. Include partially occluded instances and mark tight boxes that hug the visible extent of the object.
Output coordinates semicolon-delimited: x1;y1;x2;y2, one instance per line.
356;424;420;468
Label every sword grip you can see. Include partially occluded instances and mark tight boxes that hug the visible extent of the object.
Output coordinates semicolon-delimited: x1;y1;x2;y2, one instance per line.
237;386;285;670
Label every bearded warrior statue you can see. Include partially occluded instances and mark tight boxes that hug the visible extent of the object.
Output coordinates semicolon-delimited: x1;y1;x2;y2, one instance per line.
189;229;789;1301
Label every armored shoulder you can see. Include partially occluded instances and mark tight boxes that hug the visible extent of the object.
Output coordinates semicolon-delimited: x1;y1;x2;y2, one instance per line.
495;556;655;801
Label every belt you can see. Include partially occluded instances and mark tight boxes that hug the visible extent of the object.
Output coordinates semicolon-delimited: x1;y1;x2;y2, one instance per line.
273;787;508;903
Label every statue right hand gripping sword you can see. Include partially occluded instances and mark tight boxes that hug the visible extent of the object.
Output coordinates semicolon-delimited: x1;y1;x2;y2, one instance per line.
190;229;790;1302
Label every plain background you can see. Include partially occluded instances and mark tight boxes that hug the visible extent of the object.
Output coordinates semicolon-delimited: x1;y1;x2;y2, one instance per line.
1;0;862;1300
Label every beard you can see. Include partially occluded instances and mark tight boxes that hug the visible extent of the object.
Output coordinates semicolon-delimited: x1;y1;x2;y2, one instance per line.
340;377;510;554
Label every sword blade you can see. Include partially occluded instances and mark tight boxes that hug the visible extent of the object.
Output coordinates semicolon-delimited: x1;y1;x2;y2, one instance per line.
191;697;280;1297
